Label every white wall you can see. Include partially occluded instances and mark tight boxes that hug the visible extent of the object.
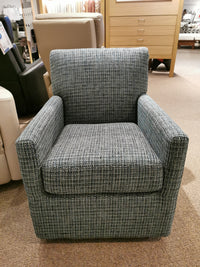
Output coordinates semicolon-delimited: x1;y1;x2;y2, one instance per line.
183;0;200;11
0;0;21;14
0;0;39;20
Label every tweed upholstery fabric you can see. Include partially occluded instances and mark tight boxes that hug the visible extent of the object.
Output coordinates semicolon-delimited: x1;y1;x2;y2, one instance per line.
30;193;168;239
16;96;64;197
42;123;163;195
138;95;189;195
50;47;148;124
16;48;188;239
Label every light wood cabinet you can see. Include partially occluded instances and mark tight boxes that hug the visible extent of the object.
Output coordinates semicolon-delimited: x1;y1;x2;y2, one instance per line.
105;0;184;77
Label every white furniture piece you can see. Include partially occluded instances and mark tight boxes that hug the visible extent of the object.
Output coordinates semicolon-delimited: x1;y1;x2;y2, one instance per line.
0;87;22;184
0;87;31;185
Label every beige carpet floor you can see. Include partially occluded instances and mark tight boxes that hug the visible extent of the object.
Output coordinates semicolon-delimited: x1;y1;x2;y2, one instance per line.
0;49;200;267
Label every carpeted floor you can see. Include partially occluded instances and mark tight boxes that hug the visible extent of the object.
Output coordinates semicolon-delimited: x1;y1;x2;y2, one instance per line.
0;49;200;267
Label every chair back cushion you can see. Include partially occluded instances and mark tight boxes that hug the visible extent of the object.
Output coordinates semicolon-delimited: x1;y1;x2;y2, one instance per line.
50;48;148;124
33;18;97;75
35;13;104;48
0;50;28;115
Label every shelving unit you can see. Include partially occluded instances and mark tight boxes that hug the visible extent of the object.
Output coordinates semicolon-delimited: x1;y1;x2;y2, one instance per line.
20;0;36;63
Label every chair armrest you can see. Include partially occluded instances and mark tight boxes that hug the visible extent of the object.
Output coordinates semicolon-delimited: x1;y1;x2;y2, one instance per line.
43;71;53;98
138;95;189;195
16;96;64;197
19;58;48;114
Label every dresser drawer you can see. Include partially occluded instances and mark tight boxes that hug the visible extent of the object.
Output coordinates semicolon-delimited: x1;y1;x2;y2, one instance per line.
109;0;180;17
110;36;174;46
145;46;172;58
110;45;173;58
110;16;177;27
110;26;176;36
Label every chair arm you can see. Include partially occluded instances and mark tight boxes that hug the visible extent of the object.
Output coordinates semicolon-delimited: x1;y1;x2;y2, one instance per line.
19;58;49;114
43;71;53;98
137;95;189;195
16;96;64;197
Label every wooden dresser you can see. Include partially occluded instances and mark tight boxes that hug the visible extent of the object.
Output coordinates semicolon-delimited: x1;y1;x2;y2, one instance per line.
105;0;184;77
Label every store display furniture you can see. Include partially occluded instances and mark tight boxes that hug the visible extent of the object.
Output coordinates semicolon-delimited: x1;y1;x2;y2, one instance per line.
0;87;22;184
179;20;200;49
33;13;104;97
105;0;184;77
0;15;48;116
16;48;188;239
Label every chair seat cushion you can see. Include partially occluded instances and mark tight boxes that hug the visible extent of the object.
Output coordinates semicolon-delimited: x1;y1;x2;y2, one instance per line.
42;123;163;195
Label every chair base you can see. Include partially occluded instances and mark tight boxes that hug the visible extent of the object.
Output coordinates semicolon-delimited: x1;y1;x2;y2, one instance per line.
29;192;175;240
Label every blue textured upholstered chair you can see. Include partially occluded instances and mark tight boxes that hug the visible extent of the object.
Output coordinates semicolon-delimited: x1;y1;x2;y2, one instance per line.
16;48;188;240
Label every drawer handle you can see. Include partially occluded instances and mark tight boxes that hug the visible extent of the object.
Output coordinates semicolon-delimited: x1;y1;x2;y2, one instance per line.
138;18;145;23
137;38;144;42
137;29;145;33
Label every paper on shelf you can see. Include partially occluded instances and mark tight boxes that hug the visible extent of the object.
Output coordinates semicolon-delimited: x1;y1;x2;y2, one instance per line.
0;22;13;55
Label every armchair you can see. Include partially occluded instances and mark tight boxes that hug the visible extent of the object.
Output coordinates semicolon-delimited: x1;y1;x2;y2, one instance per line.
0;15;48;116
0;87;21;184
16;48;188;239
33;13;104;97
